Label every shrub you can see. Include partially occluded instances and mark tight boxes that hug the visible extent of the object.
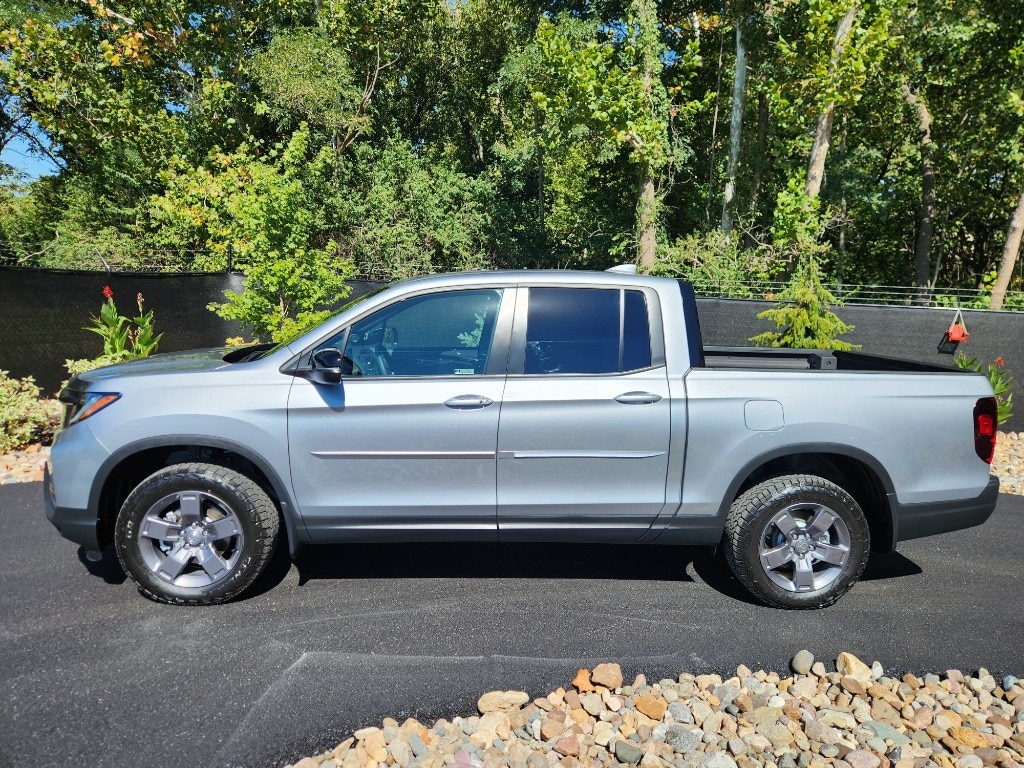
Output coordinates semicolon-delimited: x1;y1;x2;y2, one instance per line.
648;231;779;298
750;255;859;351
0;371;60;452
956;355;1014;426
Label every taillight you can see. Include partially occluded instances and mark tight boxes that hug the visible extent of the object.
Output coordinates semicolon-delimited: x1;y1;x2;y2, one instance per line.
973;397;998;464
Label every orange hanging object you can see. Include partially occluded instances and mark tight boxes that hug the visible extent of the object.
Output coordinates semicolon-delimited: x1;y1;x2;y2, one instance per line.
946;307;969;343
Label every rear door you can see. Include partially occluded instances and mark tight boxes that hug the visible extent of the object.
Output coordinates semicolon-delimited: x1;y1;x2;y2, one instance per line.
495;285;672;541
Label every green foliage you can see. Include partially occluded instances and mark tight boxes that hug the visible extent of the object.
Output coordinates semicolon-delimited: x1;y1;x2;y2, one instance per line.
63;357;114;379
251;28;367;142
956;355;1015;426
151;127;355;342
85;286;162;360
751;255;859;350
215;249;354;343
772;174;823;246
767;0;895;131
337;142;497;280
0;369;58;452
532;15;672;170
0;0;1022;315
648;232;780;297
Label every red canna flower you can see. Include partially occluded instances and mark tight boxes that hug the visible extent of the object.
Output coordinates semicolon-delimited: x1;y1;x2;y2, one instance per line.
994;357;1005;367
102;285;114;300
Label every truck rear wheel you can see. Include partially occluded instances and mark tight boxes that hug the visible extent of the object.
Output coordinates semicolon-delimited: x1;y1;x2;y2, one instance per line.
115;463;280;605
724;474;870;609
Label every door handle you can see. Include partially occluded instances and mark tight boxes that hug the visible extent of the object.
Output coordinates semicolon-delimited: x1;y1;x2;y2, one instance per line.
444;394;494;409
614;391;662;405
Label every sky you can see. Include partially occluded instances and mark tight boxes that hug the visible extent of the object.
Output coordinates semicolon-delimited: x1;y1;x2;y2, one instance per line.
1;133;60;180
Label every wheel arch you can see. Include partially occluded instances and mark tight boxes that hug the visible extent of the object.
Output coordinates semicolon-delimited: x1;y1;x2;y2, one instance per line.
718;444;897;554
91;436;305;557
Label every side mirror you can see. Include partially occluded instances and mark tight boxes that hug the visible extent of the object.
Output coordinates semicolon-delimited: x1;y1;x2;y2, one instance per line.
309;348;344;385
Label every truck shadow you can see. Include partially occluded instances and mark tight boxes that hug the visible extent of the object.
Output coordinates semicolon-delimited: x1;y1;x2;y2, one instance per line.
78;540;924;604
287;542;701;584
263;545;924;605
77;544;127;585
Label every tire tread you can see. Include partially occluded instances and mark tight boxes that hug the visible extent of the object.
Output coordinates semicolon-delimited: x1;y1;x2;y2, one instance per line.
724;474;870;610
116;462;280;606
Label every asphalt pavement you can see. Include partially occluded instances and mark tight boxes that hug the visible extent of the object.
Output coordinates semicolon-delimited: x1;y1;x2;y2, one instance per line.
1;482;1022;768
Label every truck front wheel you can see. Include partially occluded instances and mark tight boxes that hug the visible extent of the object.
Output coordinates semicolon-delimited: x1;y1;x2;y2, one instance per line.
724;474;870;609
115;463;280;605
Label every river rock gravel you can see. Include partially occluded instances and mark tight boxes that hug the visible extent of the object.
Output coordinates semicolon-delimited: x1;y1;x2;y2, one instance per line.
282;654;1024;768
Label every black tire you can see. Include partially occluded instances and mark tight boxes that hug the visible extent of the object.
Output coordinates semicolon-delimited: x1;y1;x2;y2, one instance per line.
115;463;280;605
723;474;870;609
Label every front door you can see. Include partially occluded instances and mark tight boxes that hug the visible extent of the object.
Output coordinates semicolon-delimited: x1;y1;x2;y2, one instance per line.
287;287;512;541
496;286;672;541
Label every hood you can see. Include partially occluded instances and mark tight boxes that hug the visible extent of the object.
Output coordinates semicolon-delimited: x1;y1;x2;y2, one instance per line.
71;347;235;386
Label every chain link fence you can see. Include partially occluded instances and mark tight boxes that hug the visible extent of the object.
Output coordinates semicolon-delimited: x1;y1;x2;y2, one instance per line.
686;278;1024;311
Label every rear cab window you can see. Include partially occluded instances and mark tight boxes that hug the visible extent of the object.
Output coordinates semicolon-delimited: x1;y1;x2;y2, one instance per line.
517;287;654;375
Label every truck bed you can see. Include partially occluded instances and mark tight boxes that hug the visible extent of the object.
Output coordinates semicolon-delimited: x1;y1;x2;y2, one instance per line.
703;346;961;373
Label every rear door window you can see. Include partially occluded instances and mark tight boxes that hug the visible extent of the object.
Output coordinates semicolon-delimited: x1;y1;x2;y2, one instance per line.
523;288;652;374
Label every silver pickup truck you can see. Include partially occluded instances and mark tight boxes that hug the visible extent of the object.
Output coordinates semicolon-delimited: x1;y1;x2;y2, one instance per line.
46;268;1001;608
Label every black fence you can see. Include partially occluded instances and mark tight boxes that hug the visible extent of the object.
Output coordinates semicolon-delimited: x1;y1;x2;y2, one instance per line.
2;267;1020;431
700;297;1024;432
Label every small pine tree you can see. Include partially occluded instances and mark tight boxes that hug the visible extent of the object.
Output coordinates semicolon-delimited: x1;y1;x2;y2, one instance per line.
750;255;859;350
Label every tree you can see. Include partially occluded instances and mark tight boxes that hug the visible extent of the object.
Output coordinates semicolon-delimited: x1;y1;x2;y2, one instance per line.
531;5;699;267
989;33;1024;310
991;187;1024;310
750;252;858;350
150;127;354;341
721;2;748;236
764;0;892;263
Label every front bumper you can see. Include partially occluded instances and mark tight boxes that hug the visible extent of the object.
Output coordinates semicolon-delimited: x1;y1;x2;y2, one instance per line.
891;474;1001;545
44;462;100;550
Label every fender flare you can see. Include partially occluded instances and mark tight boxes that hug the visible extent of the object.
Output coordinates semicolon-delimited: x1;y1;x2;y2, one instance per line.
713;442;899;552
90;435;307;557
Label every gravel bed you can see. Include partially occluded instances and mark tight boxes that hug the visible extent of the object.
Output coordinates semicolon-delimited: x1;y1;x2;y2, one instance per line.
282;653;1024;768
992;432;1023;496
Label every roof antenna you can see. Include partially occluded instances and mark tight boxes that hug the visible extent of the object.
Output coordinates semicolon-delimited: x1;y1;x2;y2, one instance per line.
605;264;638;274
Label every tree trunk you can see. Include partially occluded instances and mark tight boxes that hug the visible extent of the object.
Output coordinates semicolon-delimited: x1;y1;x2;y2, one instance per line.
990;186;1024;310
638;173;657;267
743;92;770;250
721;15;747;235
900;78;937;304
634;0;660;267
704;27;726;226
805;4;858;199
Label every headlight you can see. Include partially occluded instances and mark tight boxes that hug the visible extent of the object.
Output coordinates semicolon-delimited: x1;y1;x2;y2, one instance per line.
60;390;121;428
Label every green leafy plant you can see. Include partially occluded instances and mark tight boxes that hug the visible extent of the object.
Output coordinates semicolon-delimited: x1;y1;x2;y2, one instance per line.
956;355;1014;426
86;285;162;361
648;232;781;297
151;128;356;342
751;255;859;351
63;286;163;388
0;370;60;452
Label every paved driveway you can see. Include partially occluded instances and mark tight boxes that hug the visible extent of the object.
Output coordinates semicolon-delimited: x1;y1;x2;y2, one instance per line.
1;482;1022;768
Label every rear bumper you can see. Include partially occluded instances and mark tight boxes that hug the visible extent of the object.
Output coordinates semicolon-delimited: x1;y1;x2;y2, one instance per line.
44;462;99;550
891;475;1000;546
